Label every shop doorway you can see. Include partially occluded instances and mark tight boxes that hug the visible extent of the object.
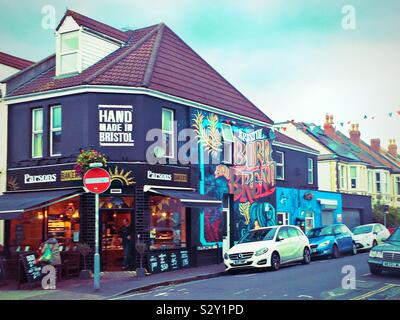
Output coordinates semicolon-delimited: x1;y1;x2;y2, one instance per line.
100;196;135;271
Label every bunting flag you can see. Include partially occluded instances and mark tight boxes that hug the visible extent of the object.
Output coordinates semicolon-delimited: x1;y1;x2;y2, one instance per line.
340;122;344;127
389;112;393;117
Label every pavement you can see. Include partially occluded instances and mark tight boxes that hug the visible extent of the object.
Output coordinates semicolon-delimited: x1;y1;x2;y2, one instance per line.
114;252;400;300
2;252;400;300
0;263;225;300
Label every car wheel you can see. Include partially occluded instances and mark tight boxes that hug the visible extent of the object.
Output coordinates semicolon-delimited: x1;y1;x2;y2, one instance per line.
369;265;382;275
270;252;280;271
332;244;340;259
302;247;311;265
372;240;378;248
351;242;357;255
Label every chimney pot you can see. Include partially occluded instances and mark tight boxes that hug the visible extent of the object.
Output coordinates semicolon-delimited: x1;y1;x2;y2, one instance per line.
349;123;361;145
388;139;398;158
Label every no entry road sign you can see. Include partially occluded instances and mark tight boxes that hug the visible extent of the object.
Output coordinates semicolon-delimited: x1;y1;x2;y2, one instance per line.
83;168;111;194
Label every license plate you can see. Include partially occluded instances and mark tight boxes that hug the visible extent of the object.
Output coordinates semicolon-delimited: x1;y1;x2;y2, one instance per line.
383;261;400;268
232;259;247;265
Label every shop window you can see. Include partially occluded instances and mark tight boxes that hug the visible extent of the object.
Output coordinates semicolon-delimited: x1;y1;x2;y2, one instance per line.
47;197;81;249
305;212;314;232
32;108;43;158
275;151;285;180
149;195;186;250
50;105;62;156
161;108;174;158
60;31;79;74
10;211;44;252
307;158;314;184
100;196;134;209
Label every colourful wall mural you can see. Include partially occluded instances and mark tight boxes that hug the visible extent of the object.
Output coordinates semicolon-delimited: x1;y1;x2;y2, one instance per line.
276;187;342;232
191;110;277;244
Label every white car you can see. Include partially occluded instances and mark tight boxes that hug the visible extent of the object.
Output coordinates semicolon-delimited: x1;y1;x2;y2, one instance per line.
352;223;390;250
223;225;311;272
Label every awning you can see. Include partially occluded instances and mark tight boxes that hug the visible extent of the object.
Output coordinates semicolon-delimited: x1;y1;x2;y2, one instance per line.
148;188;222;208
317;198;338;210
0;189;83;220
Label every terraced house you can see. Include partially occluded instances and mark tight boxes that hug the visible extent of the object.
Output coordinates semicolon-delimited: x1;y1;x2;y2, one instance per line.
0;52;33;256
279;114;400;226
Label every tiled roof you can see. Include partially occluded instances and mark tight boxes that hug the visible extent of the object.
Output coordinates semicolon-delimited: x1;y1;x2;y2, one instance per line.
57;10;130;42
7;12;273;124
0;52;33;70
274;131;318;153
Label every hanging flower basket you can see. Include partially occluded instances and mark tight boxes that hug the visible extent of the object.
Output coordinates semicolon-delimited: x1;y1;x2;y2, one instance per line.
74;149;108;177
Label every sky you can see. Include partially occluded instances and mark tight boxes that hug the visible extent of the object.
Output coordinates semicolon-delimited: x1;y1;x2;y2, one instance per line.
1;0;399;149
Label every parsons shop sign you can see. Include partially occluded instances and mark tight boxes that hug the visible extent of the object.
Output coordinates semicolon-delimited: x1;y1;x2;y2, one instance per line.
98;105;134;147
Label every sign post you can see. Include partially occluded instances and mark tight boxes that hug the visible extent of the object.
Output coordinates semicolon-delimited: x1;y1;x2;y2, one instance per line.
383;205;389;228
83;165;111;291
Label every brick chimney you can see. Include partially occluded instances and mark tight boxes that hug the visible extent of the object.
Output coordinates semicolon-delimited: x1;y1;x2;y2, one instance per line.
323;114;335;137
388;139;398;158
370;138;381;153
349;123;361;145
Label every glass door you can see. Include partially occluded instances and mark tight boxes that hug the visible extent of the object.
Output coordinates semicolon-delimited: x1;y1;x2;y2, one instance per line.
100;196;134;271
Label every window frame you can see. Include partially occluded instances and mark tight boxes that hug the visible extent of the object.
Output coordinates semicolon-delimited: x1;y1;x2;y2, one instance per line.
339;164;347;189
221;124;234;164
161;108;175;159
307;158;314;184
275;151;285;180
59;31;80;75
31;108;43;159
396;176;400;196
305;211;315;232
375;172;381;193
349;166;358;189
50;105;62;157
277;212;289;226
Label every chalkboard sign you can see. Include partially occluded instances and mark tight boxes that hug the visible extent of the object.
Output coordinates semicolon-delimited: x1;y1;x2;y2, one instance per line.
20;253;42;284
147;250;191;274
0;258;6;285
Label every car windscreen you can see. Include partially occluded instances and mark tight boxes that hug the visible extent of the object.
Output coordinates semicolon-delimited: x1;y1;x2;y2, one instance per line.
387;228;400;242
239;228;277;243
307;226;335;238
352;225;373;235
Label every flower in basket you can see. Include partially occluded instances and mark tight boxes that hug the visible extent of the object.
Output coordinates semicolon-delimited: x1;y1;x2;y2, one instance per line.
75;148;108;176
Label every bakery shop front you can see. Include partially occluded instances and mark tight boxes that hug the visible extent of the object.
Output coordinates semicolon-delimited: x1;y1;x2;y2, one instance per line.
0;162;221;274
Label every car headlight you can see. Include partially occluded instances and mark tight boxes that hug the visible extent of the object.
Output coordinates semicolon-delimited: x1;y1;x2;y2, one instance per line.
318;240;330;247
255;247;269;256
223;253;229;260
369;250;383;259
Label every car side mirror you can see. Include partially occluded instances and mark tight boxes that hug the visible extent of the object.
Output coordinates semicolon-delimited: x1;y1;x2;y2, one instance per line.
276;236;285;242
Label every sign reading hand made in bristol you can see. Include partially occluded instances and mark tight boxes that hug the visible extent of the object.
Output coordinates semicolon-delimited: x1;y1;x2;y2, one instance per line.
98;105;134;147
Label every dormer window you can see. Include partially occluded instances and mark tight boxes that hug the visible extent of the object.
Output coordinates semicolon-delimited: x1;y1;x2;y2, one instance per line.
55;13;123;77
60;31;79;74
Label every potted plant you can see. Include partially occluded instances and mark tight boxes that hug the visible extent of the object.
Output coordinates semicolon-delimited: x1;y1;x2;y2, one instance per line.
75;148;108;177
77;243;92;279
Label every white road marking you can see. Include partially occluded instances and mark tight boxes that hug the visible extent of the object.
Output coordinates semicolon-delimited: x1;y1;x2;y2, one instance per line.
298;295;313;299
154;292;169;297
362;273;371;276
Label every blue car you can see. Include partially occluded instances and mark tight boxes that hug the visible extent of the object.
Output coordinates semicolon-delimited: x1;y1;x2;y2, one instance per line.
307;224;358;258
